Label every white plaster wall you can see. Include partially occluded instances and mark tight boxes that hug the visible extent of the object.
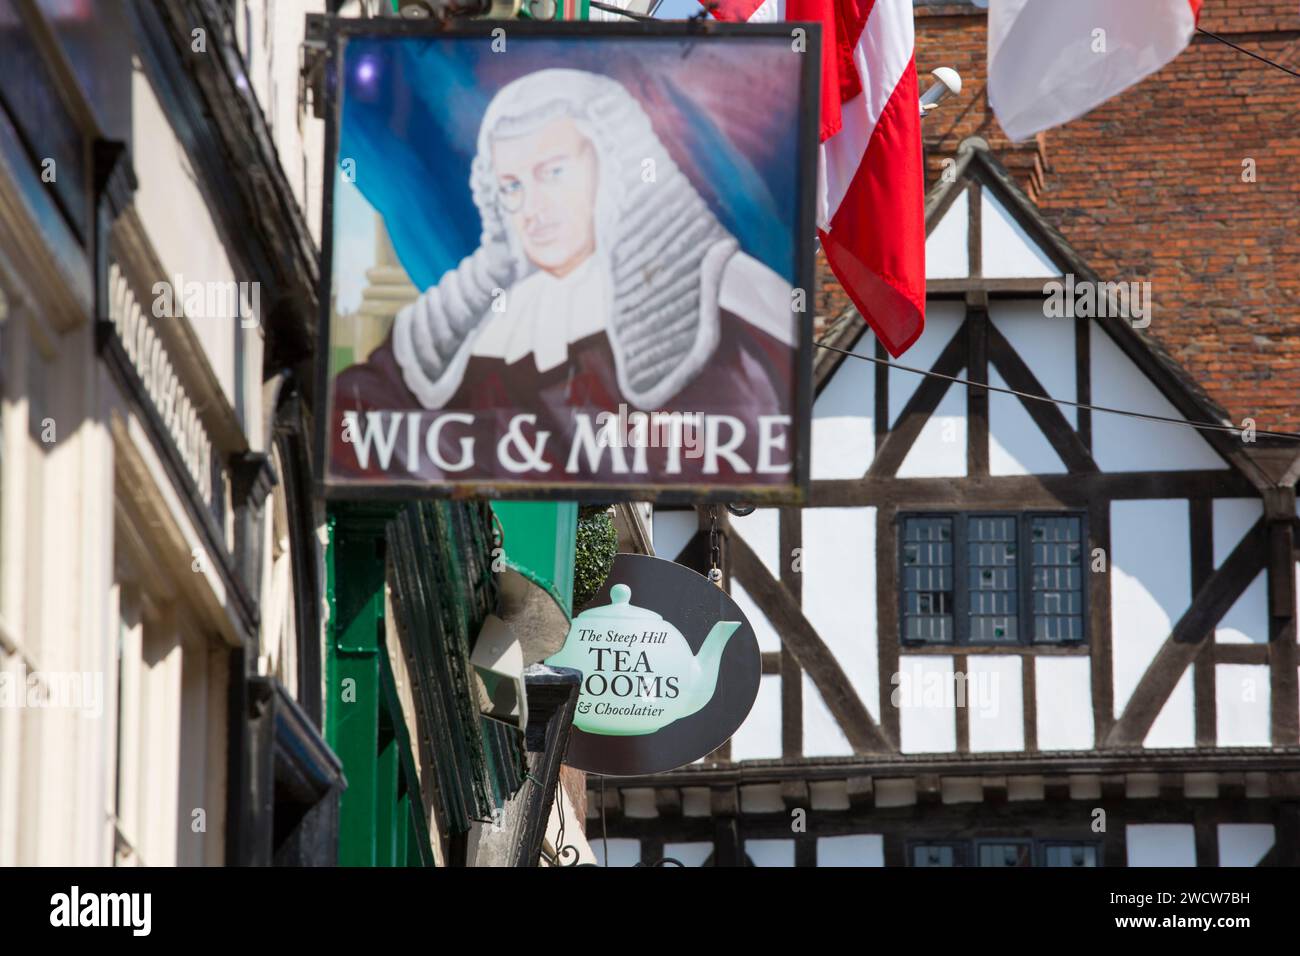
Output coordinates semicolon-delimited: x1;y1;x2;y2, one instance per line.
988;366;1066;476
1035;657;1094;750
1216;572;1268;644
1144;670;1194;749
889;301;965;421
802;674;854;757
140;634;183;865
1215;663;1270;746
801;507;878;719
818;834;884;866
812;341;874;480
926;193;969;279
132;63;243;416
728;674;782;762
1209;498;1265;648
990;299;1077;426
1127;824;1196;866
1218;824;1274;867
745;839;795;867
663;842;714;867
897;655;958;753
896;370;967;478
1212;498;1263;566
967;655;1024;752
592;838;640;867
982;190;1059;278
9;324;121;863
651;509;696;562
1111;500;1191;716
1090;327;1225;472
729;507;780;578
273;0;326;237
731;582;781;654
237;0;326;239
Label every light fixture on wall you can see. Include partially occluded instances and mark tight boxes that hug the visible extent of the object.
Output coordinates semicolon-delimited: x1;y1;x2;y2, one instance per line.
920;67;963;115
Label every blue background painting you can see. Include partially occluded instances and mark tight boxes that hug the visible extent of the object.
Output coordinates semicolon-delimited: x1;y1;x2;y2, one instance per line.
334;34;806;291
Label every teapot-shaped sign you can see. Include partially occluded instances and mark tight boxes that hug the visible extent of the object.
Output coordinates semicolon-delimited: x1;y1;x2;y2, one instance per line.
547;583;741;736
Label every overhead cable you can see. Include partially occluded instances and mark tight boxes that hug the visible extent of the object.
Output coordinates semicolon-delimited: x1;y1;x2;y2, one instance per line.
814;340;1300;444
1196;26;1300;80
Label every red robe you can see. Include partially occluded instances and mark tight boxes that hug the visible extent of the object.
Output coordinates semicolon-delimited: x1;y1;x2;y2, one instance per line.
329;311;795;487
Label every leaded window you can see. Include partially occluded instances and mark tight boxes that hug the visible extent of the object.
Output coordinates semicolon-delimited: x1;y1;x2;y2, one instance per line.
1029;516;1085;642
977;840;1033;867
910;842;965;867
907;839;1100;867
1042;843;1099;867
900;512;1088;647
900;516;954;643
967;515;1019;643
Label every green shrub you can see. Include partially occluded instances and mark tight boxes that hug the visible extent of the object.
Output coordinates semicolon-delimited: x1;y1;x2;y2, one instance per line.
573;506;617;611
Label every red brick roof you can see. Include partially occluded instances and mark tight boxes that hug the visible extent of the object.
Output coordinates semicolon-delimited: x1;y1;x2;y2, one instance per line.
831;1;1300;434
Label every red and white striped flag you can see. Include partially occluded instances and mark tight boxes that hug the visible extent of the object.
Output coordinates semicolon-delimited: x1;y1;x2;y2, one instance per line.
710;0;927;357
988;0;1204;142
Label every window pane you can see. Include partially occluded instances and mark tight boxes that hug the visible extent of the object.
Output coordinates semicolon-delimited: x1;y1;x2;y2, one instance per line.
912;844;960;867
1044;844;1098;867
1031;516;1085;643
967;515;1018;643
977;842;1032;867
901;517;953;643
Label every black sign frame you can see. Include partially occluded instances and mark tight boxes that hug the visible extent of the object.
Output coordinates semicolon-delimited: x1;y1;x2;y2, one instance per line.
311;16;820;505
556;553;762;777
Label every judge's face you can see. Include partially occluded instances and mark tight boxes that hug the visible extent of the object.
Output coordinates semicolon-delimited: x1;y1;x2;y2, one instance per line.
492;117;598;278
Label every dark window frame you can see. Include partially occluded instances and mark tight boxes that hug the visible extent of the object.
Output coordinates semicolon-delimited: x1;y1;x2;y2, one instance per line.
1038;840;1103;868
907;840;969;867
906;838;1102;868
898;510;1090;648
974;838;1035;868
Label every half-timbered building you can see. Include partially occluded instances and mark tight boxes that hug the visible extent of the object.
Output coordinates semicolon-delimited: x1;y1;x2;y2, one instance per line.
589;136;1300;868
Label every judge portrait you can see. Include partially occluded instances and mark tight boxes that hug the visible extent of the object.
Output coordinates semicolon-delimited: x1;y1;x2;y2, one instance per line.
331;66;800;485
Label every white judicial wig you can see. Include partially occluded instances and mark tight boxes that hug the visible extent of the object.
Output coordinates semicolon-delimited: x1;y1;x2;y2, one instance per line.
390;68;792;411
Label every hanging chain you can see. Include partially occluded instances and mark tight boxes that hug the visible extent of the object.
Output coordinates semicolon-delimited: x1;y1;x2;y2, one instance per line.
551;775;585;866
600;775;608;865
708;505;723;587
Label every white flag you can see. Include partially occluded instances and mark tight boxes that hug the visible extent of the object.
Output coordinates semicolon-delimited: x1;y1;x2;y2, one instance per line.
988;0;1203;142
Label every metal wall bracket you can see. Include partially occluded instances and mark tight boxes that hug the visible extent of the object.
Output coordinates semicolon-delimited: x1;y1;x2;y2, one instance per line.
300;16;331;121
